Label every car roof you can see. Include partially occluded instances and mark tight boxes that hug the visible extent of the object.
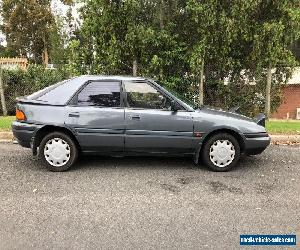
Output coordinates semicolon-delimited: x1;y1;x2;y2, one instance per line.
21;75;194;111
24;75;148;105
78;75;146;81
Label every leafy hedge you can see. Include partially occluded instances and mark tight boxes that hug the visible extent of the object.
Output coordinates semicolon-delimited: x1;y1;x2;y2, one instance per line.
160;69;285;118
1;65;68;115
0;64;285;117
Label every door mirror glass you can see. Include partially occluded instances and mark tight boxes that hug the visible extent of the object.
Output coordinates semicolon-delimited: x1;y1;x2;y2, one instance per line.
170;100;180;112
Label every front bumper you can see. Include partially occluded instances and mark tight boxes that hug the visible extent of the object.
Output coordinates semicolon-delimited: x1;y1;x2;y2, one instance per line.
244;133;271;155
12;121;40;148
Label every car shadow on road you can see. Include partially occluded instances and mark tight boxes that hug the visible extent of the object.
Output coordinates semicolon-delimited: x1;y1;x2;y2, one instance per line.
70;153;263;172
73;155;198;171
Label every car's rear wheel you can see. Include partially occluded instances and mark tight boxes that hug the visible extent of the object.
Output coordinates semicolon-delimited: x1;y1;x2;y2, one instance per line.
201;133;240;172
39;132;78;172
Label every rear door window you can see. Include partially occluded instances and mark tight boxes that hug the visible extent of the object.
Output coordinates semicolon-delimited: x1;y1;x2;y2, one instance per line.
77;81;121;107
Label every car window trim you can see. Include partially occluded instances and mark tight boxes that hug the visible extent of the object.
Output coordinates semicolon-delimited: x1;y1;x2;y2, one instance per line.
122;80;188;112
125;107;189;112
68;105;124;110
68;79;124;108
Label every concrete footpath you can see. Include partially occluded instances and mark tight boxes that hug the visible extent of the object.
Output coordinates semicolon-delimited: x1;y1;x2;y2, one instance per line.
1;131;300;144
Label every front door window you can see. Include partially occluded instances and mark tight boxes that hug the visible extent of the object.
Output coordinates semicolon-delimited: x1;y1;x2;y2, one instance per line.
124;81;172;110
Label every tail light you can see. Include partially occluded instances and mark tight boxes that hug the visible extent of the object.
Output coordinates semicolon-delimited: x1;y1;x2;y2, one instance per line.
16;109;26;121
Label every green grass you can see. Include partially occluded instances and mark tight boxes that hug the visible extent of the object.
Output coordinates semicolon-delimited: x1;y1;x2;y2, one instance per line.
0;116;300;134
266;120;300;135
0;116;15;131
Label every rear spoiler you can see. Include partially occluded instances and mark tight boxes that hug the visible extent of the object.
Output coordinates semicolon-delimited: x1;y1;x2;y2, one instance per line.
255;113;266;127
16;97;63;106
16;97;46;105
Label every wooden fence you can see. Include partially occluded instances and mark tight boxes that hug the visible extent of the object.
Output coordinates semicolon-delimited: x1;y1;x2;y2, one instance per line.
0;57;28;70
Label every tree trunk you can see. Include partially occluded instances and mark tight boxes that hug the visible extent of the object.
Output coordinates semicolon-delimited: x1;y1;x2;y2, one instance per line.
133;58;138;76
43;47;49;68
0;68;8;116
42;34;49;68
159;68;163;80
159;0;164;29
158;0;164;78
265;66;272;119
198;59;205;105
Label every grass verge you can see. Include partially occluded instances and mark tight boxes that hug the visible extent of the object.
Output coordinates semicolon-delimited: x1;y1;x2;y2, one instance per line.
266;120;300;135
0;116;15;131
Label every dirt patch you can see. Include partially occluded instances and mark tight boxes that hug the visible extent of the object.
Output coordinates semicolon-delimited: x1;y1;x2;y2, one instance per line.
0;132;14;141
176;177;194;185
160;183;180;194
255;180;278;195
207;181;244;194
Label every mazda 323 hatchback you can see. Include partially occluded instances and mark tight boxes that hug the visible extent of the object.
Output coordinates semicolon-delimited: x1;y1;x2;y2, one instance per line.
12;76;270;172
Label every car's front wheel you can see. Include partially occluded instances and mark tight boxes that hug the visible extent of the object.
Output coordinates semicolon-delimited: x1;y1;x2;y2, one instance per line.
201;133;240;172
39;132;78;172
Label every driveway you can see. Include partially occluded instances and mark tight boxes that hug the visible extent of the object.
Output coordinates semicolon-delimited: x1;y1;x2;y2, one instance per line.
0;143;299;250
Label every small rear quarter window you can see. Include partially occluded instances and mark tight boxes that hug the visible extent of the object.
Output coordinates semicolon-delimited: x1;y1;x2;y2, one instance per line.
32;77;86;105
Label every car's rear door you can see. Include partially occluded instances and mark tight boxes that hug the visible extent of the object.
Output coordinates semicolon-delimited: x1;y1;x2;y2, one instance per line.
123;80;194;154
65;80;125;153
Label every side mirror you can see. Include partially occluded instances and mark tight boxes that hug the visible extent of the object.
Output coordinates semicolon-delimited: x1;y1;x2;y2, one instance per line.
170;100;180;112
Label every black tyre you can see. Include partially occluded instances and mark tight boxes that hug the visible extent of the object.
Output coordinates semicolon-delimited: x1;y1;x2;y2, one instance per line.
38;132;78;172
201;133;240;172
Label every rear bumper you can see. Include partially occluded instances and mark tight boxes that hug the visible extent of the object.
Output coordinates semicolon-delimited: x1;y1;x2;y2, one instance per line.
12;122;40;148
244;134;271;155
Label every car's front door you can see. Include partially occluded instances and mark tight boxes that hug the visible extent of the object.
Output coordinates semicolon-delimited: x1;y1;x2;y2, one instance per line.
123;80;194;154
65;80;125;153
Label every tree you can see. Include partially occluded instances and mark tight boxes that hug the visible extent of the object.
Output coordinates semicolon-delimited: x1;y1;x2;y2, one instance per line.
66;0;300;117
0;44;18;57
67;0;189;85
185;0;238;105
49;16;68;67
123;0;157;76
243;0;300;118
1;0;55;65
71;0;157;75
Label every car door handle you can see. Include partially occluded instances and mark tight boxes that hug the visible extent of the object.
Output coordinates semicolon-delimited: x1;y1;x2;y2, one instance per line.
69;112;80;118
130;115;141;120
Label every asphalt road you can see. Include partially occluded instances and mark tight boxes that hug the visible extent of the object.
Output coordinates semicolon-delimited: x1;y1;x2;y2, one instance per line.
0;143;299;250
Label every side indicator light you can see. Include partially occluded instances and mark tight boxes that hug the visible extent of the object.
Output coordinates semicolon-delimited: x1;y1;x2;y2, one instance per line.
16;109;26;121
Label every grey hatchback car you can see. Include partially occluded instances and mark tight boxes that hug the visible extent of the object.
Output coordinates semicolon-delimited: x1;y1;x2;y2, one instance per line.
12;75;270;172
